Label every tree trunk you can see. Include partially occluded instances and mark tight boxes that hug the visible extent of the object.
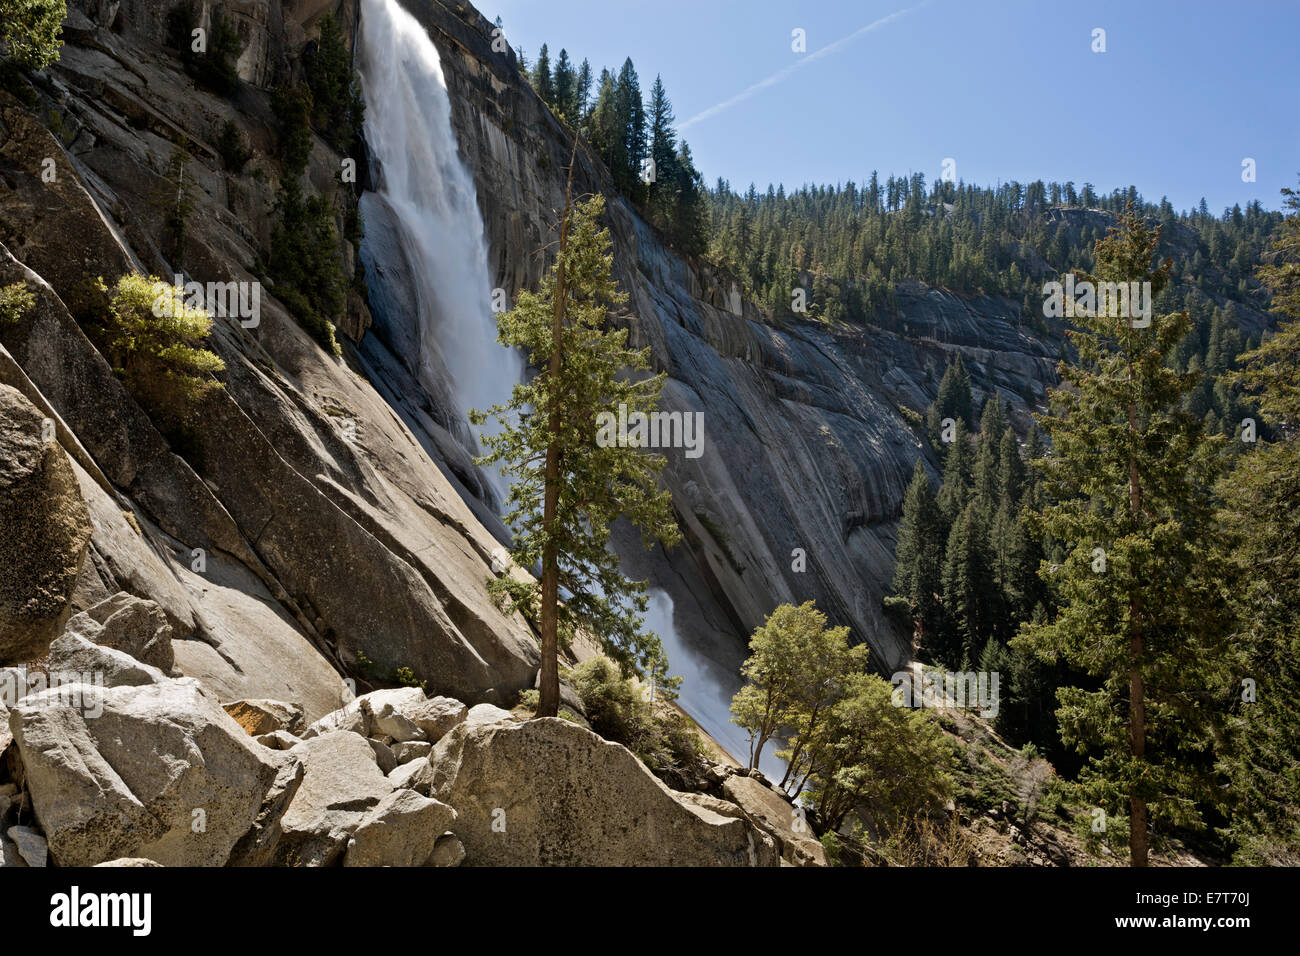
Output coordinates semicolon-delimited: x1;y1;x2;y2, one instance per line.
1129;625;1148;867
535;137;581;719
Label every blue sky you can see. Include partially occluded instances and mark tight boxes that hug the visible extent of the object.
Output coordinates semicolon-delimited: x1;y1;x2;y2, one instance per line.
483;0;1300;213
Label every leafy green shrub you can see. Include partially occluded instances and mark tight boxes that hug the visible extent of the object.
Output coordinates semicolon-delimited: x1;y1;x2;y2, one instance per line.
269;178;345;355
215;120;252;174
95;274;225;408
571;657;707;785
0;0;65;70
572;657;653;745
0;281;34;324
394;666;426;692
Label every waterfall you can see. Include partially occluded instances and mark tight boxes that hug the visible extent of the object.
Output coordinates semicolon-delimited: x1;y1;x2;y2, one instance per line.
356;0;521;502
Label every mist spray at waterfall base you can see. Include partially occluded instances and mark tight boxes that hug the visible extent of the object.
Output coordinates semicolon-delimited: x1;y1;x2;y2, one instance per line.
355;0;771;780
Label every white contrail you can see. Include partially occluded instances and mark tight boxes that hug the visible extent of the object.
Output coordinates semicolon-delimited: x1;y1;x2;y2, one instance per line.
679;1;931;133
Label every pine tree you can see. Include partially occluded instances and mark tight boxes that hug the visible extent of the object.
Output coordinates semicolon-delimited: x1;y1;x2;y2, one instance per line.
575;58;593;121
645;74;678;230
936;418;972;527
612;58;646;196
552;48;576;118
471;172;680;716
0;0;65;69
1217;179;1300;863
971;428;1001;529
531;43;554;105
1013;205;1235;866
997;428;1024;506
891;460;945;650
940;501;993;667
670;141;709;256
587;69;619;171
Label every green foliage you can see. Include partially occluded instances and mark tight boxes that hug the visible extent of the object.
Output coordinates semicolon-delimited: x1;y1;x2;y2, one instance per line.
729;601;863;774
94;274;226;409
0;281;34;325
730;600;951;835
471;194;680;678
570;657;705;784
394;666;426;693
303;14;364;153
269;178;344;355
0;0;65;70
708;176;1279;329
1216;180;1300;865
524;48;708;257
272;84;314;176
1013;206;1236;865
168;4;242;95
891;460;945;650
798;670;956;833
215;120;252;174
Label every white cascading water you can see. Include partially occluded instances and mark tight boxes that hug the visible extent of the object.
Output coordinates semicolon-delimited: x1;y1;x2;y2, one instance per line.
356;0;778;780
356;0;521;502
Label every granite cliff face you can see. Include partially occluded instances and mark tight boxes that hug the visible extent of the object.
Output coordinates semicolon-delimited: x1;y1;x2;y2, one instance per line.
0;0;540;714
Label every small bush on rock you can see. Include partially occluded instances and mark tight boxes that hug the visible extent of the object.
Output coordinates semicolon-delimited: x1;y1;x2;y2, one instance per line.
96;273;225;407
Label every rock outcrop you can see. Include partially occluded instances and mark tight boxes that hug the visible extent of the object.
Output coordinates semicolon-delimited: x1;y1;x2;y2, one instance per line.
11;677;288;866
427;713;778;866
0;382;93;664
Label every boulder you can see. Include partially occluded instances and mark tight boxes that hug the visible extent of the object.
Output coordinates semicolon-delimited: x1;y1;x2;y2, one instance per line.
10;677;285;866
465;703;514;728
255;730;304;751
272;731;394;866
428;832;465;867
392;740;432;764
300;687;426;741
0;383;92;664
404;695;468;743
71;593;176;674
301;701;368;739
1;831;24;867
369;738;398;775
343;789;457;867
362;688;428;742
7;825;47;867
227;752;306;867
722;773;828;867
428;715;778;866
47;629;164;688
223;698;306;737
387;757;436;796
